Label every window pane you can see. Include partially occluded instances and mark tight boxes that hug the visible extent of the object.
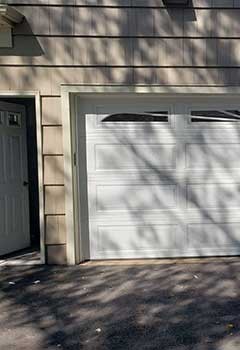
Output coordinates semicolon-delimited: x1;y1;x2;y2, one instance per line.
191;110;240;123
8;112;21;127
102;112;168;123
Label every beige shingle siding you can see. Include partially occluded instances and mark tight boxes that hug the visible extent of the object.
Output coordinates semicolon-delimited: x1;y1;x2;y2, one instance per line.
4;6;240;73
44;156;64;185
2;1;240;263
45;186;65;215
9;6;240;38
45;216;66;245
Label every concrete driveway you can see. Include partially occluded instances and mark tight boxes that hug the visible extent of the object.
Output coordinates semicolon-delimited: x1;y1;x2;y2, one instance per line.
0;259;240;350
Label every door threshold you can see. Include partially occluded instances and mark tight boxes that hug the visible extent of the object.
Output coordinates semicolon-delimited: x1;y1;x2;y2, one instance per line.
0;248;43;266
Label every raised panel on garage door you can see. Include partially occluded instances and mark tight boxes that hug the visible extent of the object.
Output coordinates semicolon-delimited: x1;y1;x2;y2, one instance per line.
92;143;176;171
93;184;177;213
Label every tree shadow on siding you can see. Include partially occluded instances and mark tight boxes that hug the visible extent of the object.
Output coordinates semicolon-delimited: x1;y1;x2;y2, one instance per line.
1;2;240;90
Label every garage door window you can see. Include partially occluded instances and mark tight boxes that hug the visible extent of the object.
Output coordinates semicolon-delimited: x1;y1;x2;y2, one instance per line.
191;110;240;123
102;112;168;123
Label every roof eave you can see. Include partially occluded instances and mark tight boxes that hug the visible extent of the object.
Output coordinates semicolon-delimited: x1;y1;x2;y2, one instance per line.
0;5;24;28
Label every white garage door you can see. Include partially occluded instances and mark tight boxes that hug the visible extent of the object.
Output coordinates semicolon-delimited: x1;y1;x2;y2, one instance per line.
77;97;240;259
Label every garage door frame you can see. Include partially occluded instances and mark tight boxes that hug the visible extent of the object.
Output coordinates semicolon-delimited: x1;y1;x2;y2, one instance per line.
61;85;240;265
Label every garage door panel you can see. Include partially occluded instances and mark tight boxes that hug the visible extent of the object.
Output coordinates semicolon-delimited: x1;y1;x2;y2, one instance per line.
186;120;240;130
185;172;240;184
87;134;176;146
185;209;240;222
87;172;182;184
86;128;176;143
187;183;240;210
90;223;183;258
88;143;177;172
182;132;240;147
92;184;178;213
186;143;240;170
97;224;178;251
91;211;184;223
187;223;240;249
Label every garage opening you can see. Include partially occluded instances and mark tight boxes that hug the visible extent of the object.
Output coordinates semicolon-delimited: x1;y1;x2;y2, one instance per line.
0;97;41;265
75;96;240;261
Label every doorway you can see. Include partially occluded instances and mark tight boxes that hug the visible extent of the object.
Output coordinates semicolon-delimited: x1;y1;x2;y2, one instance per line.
0;97;41;265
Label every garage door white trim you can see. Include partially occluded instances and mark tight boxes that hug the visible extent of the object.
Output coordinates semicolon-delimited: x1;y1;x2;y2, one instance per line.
61;85;240;265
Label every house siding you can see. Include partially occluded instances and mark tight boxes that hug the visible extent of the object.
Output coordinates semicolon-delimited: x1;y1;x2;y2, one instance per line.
1;0;240;264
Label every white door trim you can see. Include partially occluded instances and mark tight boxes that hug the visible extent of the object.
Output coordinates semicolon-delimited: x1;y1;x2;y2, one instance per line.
61;85;240;265
0;91;45;264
